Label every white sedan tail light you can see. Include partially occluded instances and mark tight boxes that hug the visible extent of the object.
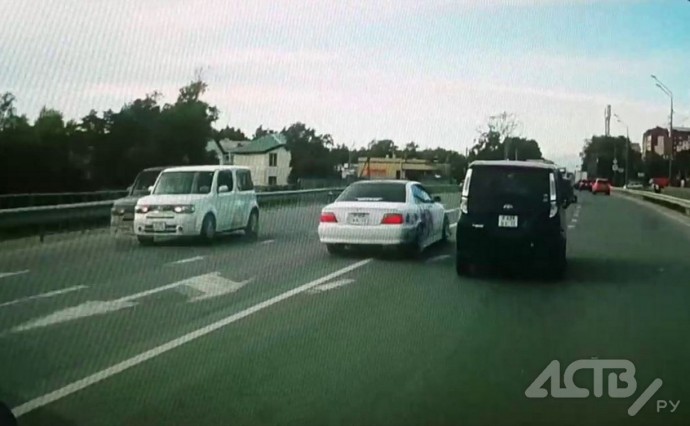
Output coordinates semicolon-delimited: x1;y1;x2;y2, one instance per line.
320;212;338;223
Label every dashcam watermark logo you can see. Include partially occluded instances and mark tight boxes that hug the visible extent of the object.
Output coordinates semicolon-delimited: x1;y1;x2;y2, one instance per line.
525;359;679;416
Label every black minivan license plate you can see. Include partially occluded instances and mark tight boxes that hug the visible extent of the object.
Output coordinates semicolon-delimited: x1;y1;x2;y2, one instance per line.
498;215;518;228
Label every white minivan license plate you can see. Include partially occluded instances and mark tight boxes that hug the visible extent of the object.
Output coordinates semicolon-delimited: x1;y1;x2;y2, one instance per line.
498;215;518;228
153;221;166;232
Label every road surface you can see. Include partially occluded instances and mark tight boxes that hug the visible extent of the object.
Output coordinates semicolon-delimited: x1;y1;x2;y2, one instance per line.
0;192;689;426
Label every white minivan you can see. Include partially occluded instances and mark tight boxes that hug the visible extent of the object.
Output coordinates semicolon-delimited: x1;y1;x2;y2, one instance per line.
133;165;259;245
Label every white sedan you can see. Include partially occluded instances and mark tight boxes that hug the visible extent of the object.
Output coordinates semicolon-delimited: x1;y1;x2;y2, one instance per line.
318;180;450;256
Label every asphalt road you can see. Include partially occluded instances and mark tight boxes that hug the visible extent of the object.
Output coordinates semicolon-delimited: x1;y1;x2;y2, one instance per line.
1;192;689;426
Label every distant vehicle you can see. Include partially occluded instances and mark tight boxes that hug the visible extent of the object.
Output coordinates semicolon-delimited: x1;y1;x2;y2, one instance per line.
649;177;670;191
576;179;593;191
455;160;571;279
318;180;450;257
624;181;643;190
110;167;167;236
574;170;588;185
133;165;259;245
591;178;611;195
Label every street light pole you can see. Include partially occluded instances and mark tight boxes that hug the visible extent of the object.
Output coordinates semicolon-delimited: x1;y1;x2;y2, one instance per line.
614;113;630;187
651;75;674;182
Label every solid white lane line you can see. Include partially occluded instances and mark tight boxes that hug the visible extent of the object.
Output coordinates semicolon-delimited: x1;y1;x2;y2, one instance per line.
167;256;204;266
426;254;451;263
0;286;88;308
11;258;373;418
0;270;30;280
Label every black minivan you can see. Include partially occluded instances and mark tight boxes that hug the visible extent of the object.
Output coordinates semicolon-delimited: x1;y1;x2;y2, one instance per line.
455;160;572;279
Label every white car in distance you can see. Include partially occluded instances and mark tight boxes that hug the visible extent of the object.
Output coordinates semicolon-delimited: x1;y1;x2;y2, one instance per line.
133;165;259;245
318;180;450;256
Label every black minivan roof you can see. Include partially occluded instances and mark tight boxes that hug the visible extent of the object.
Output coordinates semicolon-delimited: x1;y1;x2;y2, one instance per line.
469;160;558;170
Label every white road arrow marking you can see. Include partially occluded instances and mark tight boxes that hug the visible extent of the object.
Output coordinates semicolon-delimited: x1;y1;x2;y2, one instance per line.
306;278;355;294
11;300;137;333
0;285;87;309
176;273;252;302
0;270;30;280
9;272;239;333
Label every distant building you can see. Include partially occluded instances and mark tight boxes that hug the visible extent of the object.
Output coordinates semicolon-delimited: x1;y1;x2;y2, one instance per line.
357;156;447;181
230;134;291;187
642;126;690;159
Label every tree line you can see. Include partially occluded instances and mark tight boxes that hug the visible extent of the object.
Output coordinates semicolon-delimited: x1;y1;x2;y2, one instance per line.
0;80;545;194
579;135;690;186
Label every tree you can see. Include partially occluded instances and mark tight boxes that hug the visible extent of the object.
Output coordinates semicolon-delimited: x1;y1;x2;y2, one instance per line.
403;141;419;158
580;135;633;185
367;139;398;157
216;126;247;141
280;122;335;183
0;92;17;130
503;137;542;161
486;112;520;160
253;125;274;139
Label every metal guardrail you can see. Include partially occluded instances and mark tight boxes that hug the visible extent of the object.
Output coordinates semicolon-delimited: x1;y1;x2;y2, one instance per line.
0;190;129;210
613;187;690;216
0;184;460;241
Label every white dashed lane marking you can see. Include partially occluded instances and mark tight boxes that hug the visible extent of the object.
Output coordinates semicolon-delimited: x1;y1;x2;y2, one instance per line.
167;256;204;266
426;254;451;263
0;270;30;280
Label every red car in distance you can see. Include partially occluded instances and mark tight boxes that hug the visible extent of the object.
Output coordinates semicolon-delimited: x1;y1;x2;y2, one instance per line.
576;180;593;191
591;178;611;195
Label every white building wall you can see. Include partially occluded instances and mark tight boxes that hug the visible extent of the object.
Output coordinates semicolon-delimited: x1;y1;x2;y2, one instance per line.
232;148;291;186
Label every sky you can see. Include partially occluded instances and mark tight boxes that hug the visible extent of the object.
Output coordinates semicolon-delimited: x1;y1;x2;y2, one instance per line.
2;0;689;169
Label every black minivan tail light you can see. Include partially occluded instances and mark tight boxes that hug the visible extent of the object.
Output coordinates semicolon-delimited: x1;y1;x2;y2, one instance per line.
549;173;558;218
460;168;472;214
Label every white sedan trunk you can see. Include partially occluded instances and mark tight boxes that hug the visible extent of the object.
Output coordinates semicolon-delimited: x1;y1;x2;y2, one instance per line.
318;201;418;246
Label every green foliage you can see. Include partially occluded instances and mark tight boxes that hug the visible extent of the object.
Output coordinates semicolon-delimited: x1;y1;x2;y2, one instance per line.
0;95;543;193
580;135;643;184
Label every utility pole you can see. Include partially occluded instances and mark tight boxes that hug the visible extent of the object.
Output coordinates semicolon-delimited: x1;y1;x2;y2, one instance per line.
614;113;630;187
651;75;674;182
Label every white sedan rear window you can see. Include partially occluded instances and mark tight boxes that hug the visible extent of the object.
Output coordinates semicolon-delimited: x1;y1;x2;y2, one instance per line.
337;183;406;202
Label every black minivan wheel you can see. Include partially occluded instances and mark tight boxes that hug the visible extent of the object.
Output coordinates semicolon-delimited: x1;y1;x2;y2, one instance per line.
456;255;470;276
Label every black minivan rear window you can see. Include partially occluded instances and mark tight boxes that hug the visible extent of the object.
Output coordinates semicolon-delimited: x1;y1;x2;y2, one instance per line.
337;182;407;202
469;166;550;206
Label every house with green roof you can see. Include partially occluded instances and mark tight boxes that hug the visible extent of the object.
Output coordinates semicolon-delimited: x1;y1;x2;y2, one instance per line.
228;133;292;186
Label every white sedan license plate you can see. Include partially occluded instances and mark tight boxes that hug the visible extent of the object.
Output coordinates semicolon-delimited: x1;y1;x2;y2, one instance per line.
348;214;369;225
153;221;166;232
498;215;518;228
